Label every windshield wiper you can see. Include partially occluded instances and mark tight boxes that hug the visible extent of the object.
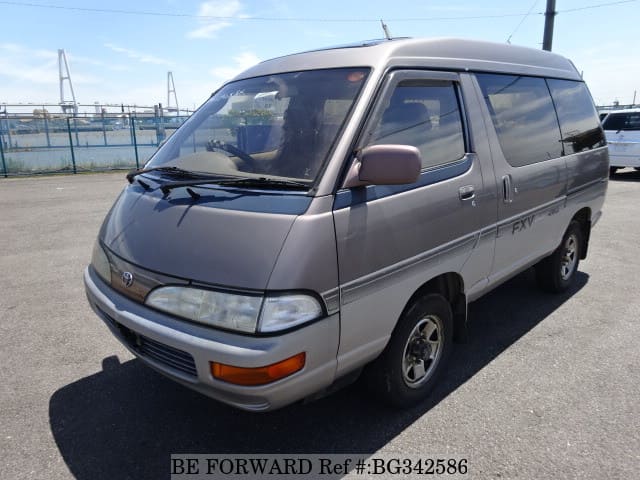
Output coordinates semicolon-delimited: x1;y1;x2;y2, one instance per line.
157;176;310;198
126;166;205;184
157;174;245;196
216;177;311;190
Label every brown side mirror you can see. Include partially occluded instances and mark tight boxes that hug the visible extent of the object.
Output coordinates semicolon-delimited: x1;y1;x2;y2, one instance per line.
342;144;422;189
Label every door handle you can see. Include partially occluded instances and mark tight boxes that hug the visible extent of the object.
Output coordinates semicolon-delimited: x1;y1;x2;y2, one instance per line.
458;185;475;201
502;175;513;203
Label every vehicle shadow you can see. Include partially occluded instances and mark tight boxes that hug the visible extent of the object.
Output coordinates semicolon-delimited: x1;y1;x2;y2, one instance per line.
49;269;588;480
610;168;640;182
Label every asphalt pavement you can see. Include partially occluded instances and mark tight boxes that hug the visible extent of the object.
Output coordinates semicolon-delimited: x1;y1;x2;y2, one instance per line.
1;169;639;479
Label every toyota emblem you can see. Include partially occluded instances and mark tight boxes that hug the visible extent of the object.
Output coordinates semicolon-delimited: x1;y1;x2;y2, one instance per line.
121;271;134;288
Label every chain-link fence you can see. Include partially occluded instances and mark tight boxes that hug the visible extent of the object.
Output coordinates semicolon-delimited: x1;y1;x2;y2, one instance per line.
0;115;189;177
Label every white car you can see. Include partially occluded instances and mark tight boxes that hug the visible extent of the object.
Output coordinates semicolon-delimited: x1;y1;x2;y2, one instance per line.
601;108;640;174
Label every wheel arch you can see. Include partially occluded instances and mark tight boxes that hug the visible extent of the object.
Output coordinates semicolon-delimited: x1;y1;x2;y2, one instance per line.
401;272;468;344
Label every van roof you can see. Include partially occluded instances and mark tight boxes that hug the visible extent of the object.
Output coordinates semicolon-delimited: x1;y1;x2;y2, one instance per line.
234;37;582;82
600;108;640;115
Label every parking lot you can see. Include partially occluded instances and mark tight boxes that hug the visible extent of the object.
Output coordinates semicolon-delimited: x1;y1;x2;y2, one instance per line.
1;170;639;479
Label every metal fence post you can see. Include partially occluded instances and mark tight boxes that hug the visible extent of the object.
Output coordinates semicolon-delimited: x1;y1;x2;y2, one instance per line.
66;117;77;174
131;117;140;169
73;117;80;147
44;115;51;148
0;132;7;178
4;111;12;149
156;103;166;146
101;111;107;146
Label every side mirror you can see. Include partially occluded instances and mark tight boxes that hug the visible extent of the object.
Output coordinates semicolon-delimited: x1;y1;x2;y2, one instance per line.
342;144;422;189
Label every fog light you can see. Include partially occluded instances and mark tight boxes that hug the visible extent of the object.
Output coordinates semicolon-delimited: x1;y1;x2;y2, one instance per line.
210;353;305;386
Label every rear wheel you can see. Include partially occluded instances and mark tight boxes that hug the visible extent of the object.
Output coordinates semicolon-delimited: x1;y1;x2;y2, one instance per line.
610;167;619;176
364;294;453;408
535;221;583;293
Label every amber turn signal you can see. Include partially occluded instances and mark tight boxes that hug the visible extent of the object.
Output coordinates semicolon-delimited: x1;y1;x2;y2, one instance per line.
211;352;306;386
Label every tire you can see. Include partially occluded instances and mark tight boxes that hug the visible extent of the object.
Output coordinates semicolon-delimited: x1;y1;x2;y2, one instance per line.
635;167;640;172
364;293;453;408
609;167;618;176
535;221;583;293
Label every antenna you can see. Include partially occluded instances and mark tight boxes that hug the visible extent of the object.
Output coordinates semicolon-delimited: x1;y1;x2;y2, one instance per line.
167;71;179;114
506;0;539;44
58;49;78;115
380;19;392;40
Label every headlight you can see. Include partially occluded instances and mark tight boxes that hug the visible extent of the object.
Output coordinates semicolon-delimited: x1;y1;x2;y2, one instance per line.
258;294;323;333
146;287;262;333
145;287;323;334
91;241;111;283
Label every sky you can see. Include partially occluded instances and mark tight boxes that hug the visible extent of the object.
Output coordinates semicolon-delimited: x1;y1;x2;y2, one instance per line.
1;0;639;114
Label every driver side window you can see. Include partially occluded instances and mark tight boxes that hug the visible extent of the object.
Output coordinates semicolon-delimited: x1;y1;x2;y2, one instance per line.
368;80;466;169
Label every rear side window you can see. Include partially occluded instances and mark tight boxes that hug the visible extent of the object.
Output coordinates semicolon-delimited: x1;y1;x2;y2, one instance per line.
477;74;562;167
547;79;605;154
368;80;466;169
602;112;640;131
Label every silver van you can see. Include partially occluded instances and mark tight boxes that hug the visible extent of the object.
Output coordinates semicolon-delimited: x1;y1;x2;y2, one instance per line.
84;38;608;411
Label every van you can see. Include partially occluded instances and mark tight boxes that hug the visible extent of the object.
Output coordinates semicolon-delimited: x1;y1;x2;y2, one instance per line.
84;38;608;411
600;108;640;174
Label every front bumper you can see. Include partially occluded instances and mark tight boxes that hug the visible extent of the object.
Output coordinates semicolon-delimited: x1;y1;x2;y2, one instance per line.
83;267;339;411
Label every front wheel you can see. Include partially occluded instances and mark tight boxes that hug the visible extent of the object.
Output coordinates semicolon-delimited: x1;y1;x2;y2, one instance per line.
364;294;453;408
535;221;583;293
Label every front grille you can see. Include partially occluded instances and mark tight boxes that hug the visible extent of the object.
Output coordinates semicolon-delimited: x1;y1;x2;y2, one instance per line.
136;334;198;378
96;305;197;378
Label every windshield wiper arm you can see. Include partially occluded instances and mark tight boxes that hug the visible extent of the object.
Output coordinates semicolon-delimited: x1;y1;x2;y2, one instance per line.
126;166;204;184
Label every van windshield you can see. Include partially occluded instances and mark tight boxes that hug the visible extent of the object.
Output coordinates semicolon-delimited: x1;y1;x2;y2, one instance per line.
602;111;640;131
146;68;370;185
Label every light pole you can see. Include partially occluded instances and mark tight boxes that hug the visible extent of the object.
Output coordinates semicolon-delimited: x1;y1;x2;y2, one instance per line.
542;0;556;51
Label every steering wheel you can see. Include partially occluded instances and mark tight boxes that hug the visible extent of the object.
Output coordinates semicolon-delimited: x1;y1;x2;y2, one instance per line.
206;139;257;171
